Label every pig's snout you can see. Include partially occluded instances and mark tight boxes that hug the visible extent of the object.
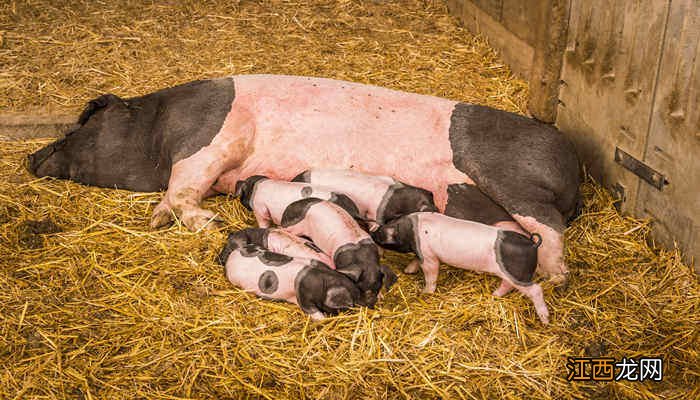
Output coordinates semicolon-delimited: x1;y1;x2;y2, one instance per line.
27;145;51;174
27;139;68;178
360;290;378;308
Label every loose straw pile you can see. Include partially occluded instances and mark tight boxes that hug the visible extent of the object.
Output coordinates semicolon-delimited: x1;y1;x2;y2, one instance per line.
1;1;697;399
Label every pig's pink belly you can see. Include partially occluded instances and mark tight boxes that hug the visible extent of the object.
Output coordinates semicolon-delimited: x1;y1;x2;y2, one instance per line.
213;75;474;210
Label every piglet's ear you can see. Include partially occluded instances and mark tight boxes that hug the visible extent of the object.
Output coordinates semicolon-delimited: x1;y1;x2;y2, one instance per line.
338;265;363;283
419;204;436;212
323;287;354;310
234;180;247;198
216;233;240;266
380;265;398;290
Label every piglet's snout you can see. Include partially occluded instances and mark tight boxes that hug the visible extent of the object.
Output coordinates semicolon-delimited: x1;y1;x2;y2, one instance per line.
361;290;378;308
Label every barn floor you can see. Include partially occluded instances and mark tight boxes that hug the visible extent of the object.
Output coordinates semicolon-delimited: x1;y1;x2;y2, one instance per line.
1;1;698;399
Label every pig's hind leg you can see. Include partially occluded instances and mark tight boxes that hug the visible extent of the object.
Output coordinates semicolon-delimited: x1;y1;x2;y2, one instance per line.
404;258;421;274
492;280;514;297
512;282;549;324
151;109;255;231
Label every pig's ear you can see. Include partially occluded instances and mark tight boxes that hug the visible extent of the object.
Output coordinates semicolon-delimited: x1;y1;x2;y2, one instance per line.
419;203;437;212
234;180;247;198
338;264;363;283
383;226;397;242
216;233;239;266
380;265;398;290
323;286;354;310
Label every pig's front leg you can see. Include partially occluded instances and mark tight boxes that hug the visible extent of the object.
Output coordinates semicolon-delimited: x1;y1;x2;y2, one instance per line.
419;257;440;294
151;109;255;231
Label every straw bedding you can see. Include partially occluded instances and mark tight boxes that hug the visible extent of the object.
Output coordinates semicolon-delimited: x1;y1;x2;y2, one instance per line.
1;1;698;399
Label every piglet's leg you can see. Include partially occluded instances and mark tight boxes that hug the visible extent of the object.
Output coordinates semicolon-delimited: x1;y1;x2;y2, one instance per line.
309;312;325;321
404;259;421;274
151;109;255;231
513;282;549;324
492;280;514;297
420;257;440;294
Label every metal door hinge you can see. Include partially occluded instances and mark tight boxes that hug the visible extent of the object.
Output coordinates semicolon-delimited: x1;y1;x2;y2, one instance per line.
614;147;669;190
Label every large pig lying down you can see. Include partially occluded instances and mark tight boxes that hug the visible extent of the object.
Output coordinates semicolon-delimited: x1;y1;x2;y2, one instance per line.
280;198;397;307
27;74;580;283
217;227;332;267
234;175;361;227
371;212;550;324
217;242;364;321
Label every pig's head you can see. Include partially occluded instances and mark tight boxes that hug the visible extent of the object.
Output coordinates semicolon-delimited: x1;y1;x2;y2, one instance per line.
370;214;417;254
334;240;397;307
379;184;438;225
27;94;167;192
234;175;269;210
216;228;270;266
296;260;366;316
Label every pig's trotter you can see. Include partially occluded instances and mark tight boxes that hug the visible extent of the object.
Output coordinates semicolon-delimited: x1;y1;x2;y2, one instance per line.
515;282;550;324
150;201;175;228
308;311;326;321
492;280;514;297
150;194;223;231
421;258;439;294
181;207;224;231
404;259;421;274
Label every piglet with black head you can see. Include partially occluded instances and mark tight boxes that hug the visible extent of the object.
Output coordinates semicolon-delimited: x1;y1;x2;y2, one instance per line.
217;242;365;320
234;175;360;228
280;198;398;307
371;212;550;324
217;227;332;267
292;168;437;229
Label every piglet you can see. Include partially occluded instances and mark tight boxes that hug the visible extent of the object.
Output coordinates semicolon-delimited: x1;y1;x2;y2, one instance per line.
217;242;364;320
280;198;398;307
292;169;437;227
234;175;360;228
370;212;549;324
216;227;332;267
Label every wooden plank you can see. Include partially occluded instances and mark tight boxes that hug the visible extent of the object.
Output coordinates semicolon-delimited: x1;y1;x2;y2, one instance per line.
446;0;534;79
636;0;700;268
472;0;504;22
501;0;541;45
556;0;669;215
0;113;75;139
527;0;569;122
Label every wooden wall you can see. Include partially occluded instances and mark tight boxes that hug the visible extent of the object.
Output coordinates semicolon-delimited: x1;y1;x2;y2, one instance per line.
447;0;699;268
445;0;568;122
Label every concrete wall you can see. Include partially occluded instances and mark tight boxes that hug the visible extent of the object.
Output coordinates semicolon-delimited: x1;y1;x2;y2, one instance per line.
447;0;699;268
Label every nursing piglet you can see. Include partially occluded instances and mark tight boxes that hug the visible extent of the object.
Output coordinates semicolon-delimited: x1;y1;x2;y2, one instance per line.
281;198;398;307
217;242;364;320
234;175;360;228
216;227;332;267
371;212;549;324
292;169;437;227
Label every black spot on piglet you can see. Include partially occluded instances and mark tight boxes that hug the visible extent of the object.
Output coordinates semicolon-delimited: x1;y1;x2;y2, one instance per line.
258;270;279;294
257;250;293;266
280;198;323;227
301;186;313;198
